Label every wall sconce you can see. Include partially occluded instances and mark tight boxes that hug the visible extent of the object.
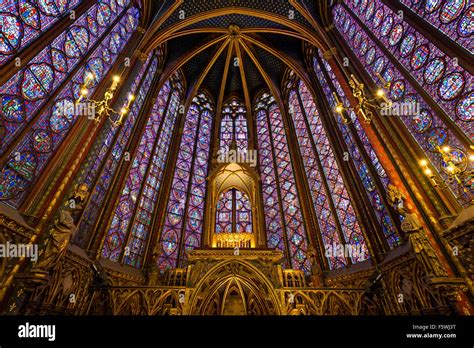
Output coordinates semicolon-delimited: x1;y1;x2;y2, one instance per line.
420;146;474;198
77;73;134;127
375;73;392;106
333;74;391;124
333;92;352;124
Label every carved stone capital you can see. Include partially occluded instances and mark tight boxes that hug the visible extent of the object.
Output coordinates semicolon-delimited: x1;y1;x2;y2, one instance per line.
322;47;337;60
134;49;149;61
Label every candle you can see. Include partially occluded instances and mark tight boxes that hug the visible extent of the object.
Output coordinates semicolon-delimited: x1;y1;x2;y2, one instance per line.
333;92;344;114
126;93;134;108
350;74;360;86
77;87;89;103
111;75;120;91
115;107;128;126
359;107;370;123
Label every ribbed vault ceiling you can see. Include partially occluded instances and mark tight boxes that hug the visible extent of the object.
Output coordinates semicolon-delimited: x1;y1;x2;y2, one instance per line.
140;0;330;111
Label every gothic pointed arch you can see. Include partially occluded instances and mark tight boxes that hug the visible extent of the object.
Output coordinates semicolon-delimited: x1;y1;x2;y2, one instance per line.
187;258;282;315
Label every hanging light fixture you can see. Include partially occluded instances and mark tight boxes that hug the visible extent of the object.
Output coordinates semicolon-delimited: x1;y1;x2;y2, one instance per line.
333;74;392;123
419;146;474;200
77;73;134;127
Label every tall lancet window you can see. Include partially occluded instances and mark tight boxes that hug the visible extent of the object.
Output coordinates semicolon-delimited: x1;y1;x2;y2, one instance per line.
102;74;184;267
397;0;472;53
216;190;233;234
286;77;368;269
219;97;248;153
1;0;84;65
0;2;140;207
158;92;214;270
76;51;161;247
255;92;311;273
311;53;401;249
332;2;472;204
338;0;471;138
215;188;252;234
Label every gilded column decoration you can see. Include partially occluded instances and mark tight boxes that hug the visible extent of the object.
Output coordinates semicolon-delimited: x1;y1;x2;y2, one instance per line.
387;185;447;278
32;185;89;274
146;252;161;286
307;246;324;287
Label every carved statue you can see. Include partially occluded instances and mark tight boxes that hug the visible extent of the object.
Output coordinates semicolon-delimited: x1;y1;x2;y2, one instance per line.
146;252;161;286
32;184;89;272
32;214;73;272
67;184;89;225
387;184;448;278
307;246;324;287
387;184;406;210
400;207;448;277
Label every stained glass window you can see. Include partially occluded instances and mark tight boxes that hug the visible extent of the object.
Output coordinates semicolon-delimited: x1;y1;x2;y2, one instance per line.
123;88;181;267
1;1;131;153
438;72;465;100
236;190;252;233
75;52;160;248
219;97;248;153
340;0;472;141
411;45;430;70
398;0;472;53
400;34;416;57
333;4;472;204
424;58;446;84
312;52;401;249
0;0;87;65
158;92;214;270
287;89;345;270
215;188;252;234
0;5;139;207
102;73;183;267
216;190;233;233
255;92;312;273
286;76;370;268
